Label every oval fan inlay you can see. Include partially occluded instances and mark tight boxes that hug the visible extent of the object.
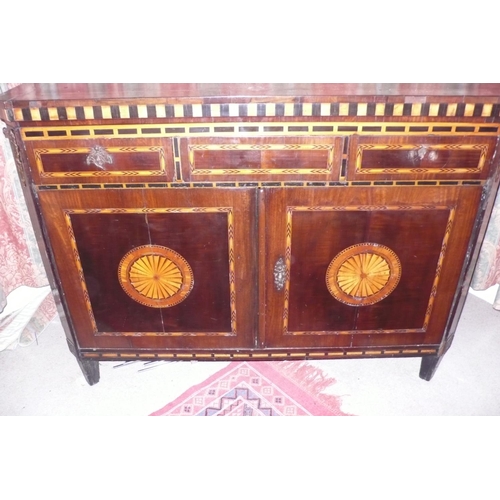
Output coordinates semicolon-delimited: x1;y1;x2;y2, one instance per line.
118;245;193;308
326;243;401;306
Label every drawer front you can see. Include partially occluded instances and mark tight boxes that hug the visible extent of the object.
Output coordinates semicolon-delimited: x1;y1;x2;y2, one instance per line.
348;135;497;181
180;136;343;182
25;138;175;185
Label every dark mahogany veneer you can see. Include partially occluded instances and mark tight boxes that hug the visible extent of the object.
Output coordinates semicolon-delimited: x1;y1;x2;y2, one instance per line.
1;83;499;385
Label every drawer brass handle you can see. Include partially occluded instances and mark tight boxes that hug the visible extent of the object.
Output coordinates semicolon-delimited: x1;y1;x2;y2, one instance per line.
274;257;287;291
86;145;113;169
410;146;438;162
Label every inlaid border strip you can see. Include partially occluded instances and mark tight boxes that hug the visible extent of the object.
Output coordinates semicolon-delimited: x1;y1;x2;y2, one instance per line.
63;207;237;336
80;346;439;360
37;179;486;191
8;101;500;122
283;204;456;336
355;143;489;176
20;122;500;141
34;146;166;178
189;143;335;176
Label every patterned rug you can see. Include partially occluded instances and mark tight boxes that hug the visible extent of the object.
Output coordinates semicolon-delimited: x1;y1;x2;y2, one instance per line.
150;361;351;416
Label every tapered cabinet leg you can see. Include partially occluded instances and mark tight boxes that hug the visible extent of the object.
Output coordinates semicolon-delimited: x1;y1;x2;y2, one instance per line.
77;358;100;385
419;355;443;381
66;338;100;385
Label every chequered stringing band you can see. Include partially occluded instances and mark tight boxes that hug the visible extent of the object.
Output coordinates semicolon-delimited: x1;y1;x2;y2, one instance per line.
80;347;439;360
7;101;500;122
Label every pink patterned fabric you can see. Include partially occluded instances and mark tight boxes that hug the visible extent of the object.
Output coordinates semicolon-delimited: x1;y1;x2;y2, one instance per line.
471;189;500;309
0;143;45;292
0;82;56;345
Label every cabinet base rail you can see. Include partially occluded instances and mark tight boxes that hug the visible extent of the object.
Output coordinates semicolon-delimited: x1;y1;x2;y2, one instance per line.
75;347;442;384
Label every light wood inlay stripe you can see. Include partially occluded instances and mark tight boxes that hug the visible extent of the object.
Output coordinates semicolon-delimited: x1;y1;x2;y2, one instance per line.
174;104;184;118
8;101;500;121
137;105;148;118
65;107;76;120
482;104;493;117
302;103;312;116
30;108;42;121
101;106;112;119
265;103;275;117
465;104;475;116
14;108;24;121
339;103;349;116
48;107;59;120
446;103;457;116
247;102;257;116
119;105;130;118
393;104;404;116
192;104;203;118
411;103;422;116
229;103;239;117
375;103;385;116
429;104;439;116
155;104;166;118
80;347;439;359
211;104;221;117
83;106;94;119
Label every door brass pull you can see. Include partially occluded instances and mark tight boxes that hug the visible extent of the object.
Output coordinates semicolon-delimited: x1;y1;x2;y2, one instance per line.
274;257;286;291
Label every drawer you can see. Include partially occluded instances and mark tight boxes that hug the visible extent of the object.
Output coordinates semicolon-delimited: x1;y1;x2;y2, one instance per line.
25;138;175;185
180;136;344;182
348;135;497;181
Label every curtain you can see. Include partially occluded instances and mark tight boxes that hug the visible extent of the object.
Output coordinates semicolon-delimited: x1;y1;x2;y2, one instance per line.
0;82;56;350
471;188;500;310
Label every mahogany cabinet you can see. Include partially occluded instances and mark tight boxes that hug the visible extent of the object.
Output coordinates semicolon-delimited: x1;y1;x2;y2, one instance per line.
1;83;499;385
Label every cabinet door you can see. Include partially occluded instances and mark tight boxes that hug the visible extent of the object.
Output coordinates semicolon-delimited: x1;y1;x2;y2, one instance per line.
39;188;256;351
263;186;482;350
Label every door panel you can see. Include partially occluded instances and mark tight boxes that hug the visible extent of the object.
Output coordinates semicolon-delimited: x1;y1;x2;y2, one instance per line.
39;188;257;350
264;186;482;349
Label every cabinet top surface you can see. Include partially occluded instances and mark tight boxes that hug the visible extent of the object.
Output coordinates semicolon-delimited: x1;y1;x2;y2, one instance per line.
2;83;500;106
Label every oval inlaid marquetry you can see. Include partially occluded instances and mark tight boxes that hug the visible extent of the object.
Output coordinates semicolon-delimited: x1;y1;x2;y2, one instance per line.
118;245;193;308
326;243;401;306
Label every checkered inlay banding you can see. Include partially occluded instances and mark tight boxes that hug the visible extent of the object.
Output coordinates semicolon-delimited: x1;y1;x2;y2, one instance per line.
80;347;439;359
7;102;500;122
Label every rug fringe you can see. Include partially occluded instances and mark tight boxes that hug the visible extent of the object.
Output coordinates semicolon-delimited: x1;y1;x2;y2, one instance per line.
271;361;351;415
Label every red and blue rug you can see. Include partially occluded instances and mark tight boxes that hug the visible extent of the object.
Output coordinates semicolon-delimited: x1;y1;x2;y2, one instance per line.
150;361;351;416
